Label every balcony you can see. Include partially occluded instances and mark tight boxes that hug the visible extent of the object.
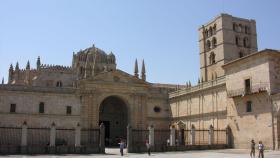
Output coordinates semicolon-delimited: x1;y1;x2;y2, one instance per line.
227;83;268;98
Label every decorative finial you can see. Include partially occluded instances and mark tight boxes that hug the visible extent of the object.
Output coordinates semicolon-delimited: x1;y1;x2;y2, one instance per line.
15;62;19;70
9;64;13;71
37;56;41;69
26;60;30;69
141;59;146;81
134;59;139;78
189;81;191;87
198;78;200;84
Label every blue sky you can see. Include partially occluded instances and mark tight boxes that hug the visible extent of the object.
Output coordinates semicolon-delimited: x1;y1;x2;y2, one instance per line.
0;0;279;84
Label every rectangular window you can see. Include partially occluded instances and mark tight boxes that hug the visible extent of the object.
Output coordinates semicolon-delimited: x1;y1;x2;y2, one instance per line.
246;101;252;112
66;106;72;115
245;79;251;93
10;104;16;113
39;102;45;113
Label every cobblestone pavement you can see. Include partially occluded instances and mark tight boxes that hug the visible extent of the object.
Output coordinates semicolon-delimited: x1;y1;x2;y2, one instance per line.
0;149;280;158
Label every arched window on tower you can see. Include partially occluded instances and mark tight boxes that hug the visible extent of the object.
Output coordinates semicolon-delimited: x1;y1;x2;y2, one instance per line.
233;23;236;31
245;26;250;34
212;37;217;48
209;27;213;36
209;52;216;65
238;24;243;32
235;36;240;46
213;24;217;33
204;29;209;37
206;40;211;51
243;37;249;47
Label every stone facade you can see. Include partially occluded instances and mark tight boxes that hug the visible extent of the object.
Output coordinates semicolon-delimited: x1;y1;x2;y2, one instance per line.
170;14;280;150
0;13;280;150
199;14;257;82
0;46;175;147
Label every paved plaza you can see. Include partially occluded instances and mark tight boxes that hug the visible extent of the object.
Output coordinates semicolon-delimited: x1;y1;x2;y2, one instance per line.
0;149;280;158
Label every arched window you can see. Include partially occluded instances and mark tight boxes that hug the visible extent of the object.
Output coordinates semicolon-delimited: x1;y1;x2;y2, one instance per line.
243;37;249;47
56;81;63;87
204;29;209;37
239;52;244;58
238;24;243;32
209;27;213;36
212;37;217;48
209;52;216;65
213;24;217;33
245;26;250;34
206;40;211;51
235;36;240;46
233;23;236;31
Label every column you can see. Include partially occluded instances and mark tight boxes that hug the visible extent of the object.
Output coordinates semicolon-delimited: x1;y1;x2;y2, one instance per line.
178;129;184;146
148;125;154;146
208;125;214;145
21;121;28;154
127;124;133;153
170;126;176;146
75;123;81;147
49;122;56;153
226;126;232;147
190;126;196;145
99;123;105;153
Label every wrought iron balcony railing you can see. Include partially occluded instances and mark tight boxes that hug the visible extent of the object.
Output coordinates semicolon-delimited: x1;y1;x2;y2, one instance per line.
227;83;268;98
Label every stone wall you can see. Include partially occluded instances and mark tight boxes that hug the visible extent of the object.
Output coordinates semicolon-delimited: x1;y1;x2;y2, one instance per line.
0;86;80;128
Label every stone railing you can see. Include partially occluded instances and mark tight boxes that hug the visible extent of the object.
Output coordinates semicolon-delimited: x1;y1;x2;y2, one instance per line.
227;83;269;98
169;76;226;98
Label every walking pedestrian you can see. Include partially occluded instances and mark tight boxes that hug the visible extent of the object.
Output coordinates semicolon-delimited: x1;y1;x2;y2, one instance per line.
250;139;255;158
146;140;151;156
258;141;264;158
119;139;125;156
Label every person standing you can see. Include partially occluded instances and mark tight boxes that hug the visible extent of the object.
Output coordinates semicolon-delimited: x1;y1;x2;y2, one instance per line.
250;139;255;158
119;139;125;156
258;141;264;158
146;140;151;156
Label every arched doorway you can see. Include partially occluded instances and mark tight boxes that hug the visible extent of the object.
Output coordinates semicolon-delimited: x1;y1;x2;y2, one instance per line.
99;96;128;146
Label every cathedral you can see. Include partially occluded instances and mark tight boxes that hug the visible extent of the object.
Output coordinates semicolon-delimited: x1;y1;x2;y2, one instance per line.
0;13;280;152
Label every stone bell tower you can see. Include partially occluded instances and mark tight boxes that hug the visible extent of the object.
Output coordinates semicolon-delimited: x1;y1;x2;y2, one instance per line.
198;13;258;82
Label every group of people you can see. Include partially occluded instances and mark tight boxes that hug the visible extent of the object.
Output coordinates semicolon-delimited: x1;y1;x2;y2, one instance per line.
250;139;265;158
118;139;151;156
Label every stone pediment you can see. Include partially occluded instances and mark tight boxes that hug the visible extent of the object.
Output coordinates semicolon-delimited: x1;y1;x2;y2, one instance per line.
91;69;148;85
